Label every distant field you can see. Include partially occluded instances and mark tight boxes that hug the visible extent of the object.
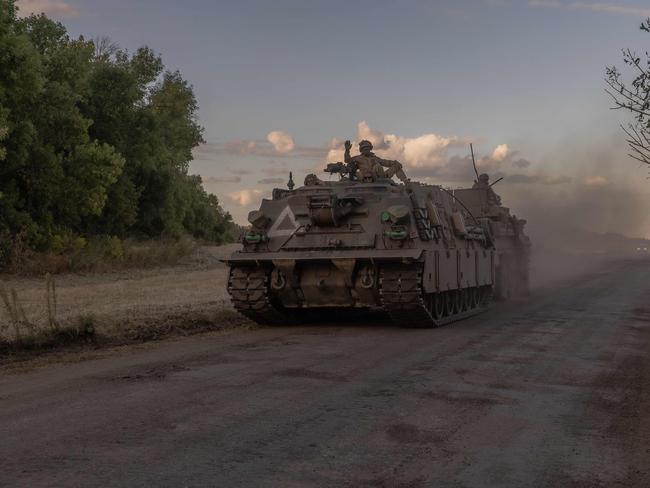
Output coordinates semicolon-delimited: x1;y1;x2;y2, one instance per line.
0;244;242;342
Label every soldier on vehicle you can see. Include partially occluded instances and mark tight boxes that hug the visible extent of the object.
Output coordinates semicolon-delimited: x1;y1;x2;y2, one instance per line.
344;140;409;183
473;173;490;188
304;173;323;186
473;173;502;205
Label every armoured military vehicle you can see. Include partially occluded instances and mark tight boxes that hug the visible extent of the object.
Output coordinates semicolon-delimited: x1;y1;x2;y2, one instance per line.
225;142;530;328
454;176;530;300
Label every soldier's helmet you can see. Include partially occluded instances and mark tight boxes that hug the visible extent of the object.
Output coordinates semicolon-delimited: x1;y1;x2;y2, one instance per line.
478;173;489;182
359;140;373;151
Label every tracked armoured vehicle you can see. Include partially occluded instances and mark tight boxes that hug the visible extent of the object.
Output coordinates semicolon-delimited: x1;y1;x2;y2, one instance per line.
454;179;530;300
225;142;530;328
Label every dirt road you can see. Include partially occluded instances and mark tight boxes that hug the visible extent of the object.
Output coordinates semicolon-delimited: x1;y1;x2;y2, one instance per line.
1;258;649;487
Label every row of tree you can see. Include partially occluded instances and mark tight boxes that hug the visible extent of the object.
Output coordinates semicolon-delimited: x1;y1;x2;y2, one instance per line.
0;1;236;265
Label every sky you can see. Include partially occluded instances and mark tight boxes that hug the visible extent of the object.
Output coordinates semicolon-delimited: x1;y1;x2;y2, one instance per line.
15;0;650;238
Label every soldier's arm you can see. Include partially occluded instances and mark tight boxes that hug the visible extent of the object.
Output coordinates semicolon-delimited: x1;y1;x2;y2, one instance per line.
344;140;352;164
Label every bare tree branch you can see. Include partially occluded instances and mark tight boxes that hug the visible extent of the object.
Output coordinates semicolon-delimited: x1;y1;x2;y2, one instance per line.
93;36;119;60
621;124;650;164
607;24;650;167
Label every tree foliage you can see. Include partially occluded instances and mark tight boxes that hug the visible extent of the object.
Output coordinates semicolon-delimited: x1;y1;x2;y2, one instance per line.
0;0;235;264
606;18;650;166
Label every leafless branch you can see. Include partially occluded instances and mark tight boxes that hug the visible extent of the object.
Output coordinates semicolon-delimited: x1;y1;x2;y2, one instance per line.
93;36;119;60
622;124;650;164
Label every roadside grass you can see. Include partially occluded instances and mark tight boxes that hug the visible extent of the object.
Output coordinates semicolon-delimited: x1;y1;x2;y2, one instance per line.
0;320;97;355
6;235;197;275
0;274;247;363
0;275;97;356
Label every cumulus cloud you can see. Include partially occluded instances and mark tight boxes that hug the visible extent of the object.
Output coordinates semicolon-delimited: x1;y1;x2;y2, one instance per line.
491;144;509;161
326;121;469;170
16;0;79;18
266;131;295;154
528;0;650;17
228;189;263;206
322;122;556;189
357;121;387;149
398;133;462;167
331;122;548;187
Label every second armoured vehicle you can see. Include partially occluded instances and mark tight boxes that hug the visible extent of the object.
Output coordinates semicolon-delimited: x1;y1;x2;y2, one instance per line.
225;140;530;328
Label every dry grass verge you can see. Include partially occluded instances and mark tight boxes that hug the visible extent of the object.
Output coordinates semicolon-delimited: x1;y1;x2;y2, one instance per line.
0;244;247;365
0;321;96;357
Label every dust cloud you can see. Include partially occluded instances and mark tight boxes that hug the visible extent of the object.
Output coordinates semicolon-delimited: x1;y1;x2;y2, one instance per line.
494;136;650;289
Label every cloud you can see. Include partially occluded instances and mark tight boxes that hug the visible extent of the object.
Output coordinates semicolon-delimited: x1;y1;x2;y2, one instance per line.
226;140;260;155
194;135;327;160
193;141;258;159
357;121;387;149
261;160;290;177
512;158;532;169
408;150;538;183
491;144;509;162
197;122;650;239
399;133;463;167
194;140;274;158
506;173;573;185
194;129;321;160
16;0;80;18
528;0;650;17
202;175;241;184
584;175;608;187
331;122;543;186
266;131;295;154
228;189;263;206
198;122;650;239
320;122;557;190
257;177;285;184
326;121;470;170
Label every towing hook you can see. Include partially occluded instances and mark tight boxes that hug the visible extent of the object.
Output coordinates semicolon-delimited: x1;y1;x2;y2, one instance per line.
270;269;287;290
359;267;375;289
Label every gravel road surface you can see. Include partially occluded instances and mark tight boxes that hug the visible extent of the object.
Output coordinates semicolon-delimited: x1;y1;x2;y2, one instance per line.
1;258;649;487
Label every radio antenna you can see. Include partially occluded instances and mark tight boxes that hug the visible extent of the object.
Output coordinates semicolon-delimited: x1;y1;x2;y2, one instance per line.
470;143;479;181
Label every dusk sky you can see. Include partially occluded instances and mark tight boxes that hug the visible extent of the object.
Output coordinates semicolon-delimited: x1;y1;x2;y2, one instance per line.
16;0;650;237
